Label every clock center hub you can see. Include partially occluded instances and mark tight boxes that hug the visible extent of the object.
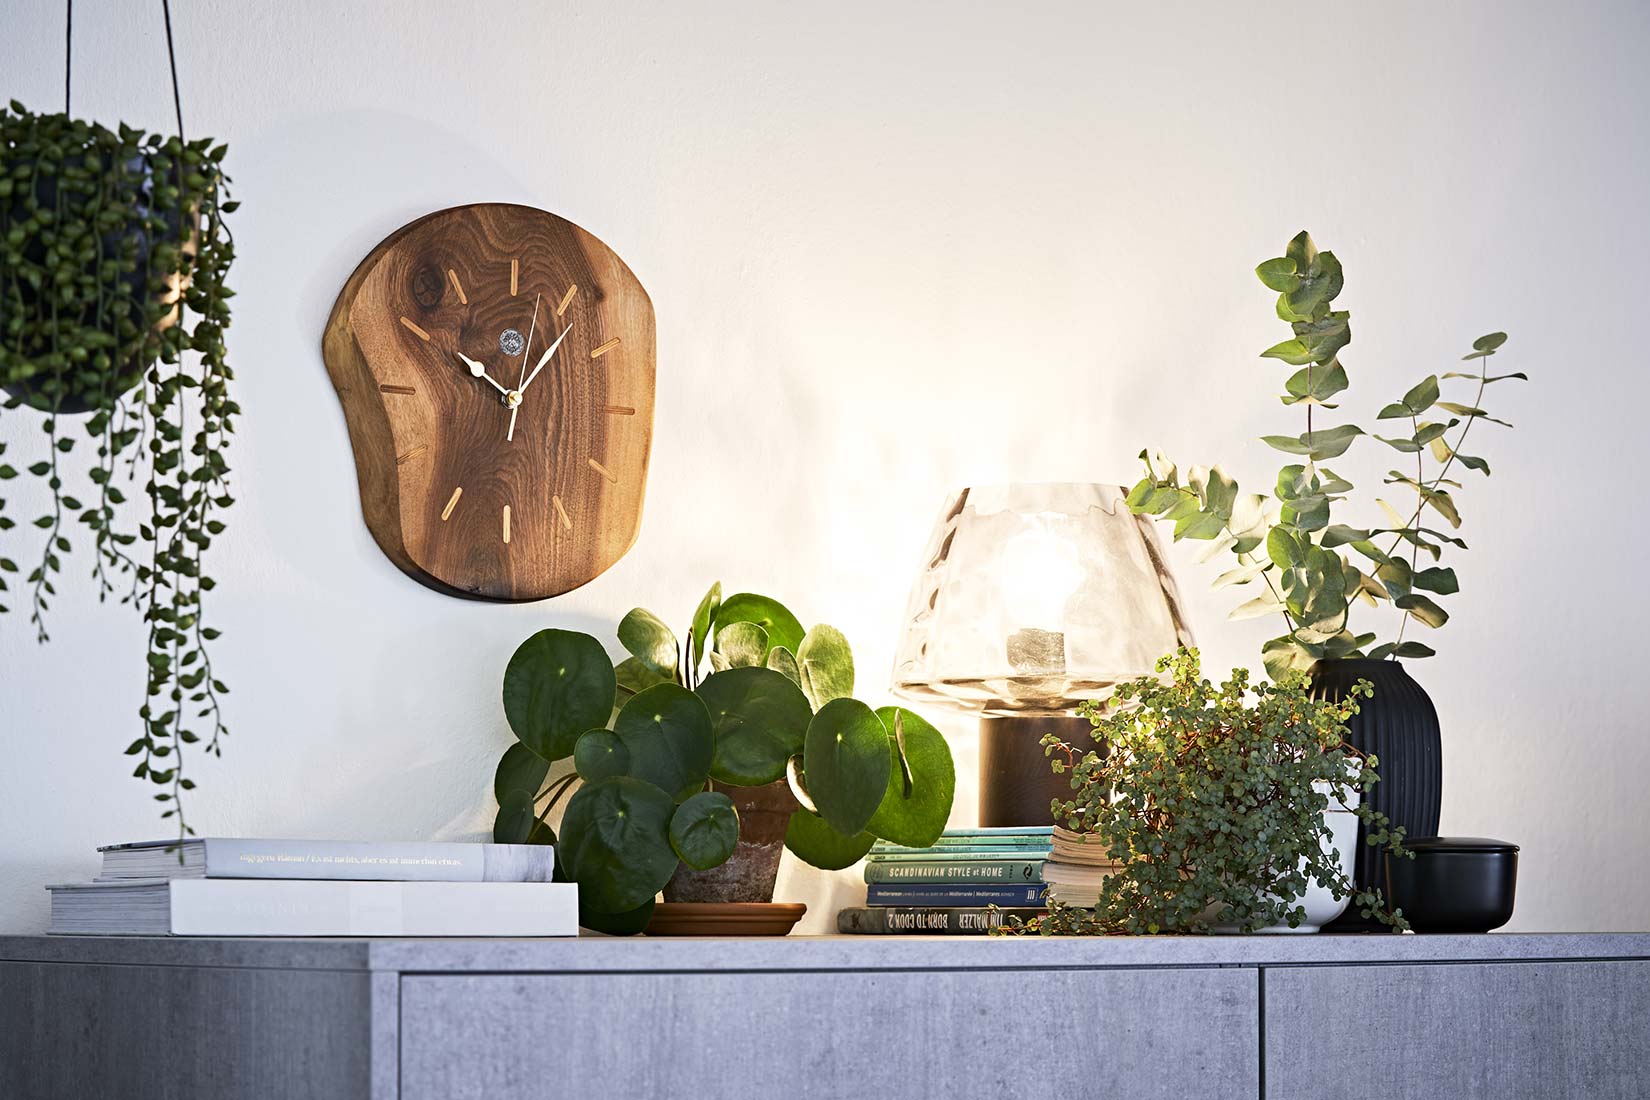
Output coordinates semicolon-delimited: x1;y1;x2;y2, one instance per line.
503;390;523;409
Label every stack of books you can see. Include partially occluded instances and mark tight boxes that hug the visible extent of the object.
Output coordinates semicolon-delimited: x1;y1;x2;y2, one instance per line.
836;826;1052;934
1041;826;1124;908
48;837;578;936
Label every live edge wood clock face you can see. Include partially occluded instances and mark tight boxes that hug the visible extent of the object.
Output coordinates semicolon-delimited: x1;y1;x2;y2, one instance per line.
323;204;655;601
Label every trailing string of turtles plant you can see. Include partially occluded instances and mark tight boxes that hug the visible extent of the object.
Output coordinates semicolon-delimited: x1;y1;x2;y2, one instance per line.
490;583;955;934
0;102;239;837
1124;230;1527;679
1010;648;1409;936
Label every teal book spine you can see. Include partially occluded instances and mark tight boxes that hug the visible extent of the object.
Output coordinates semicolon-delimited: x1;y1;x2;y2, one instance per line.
864;858;1046;884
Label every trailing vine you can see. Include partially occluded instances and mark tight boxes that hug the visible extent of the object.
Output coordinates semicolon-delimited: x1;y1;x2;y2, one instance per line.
0;100;238;838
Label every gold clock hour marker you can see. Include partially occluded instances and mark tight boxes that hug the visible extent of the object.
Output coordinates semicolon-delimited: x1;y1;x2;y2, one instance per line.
395;444;428;466
555;284;577;317
502;504;512;544
378;383;417;396
399;317;431;341
441;486;463;522
510;259;519;297
591;338;620;359
552;495;572;531
447;268;468;305
603;405;636;416
588;457;617;483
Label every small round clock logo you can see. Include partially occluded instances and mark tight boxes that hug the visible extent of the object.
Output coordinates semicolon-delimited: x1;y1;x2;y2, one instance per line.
498;329;526;357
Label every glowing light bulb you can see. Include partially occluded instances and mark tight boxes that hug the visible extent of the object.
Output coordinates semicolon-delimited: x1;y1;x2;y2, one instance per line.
998;523;1084;632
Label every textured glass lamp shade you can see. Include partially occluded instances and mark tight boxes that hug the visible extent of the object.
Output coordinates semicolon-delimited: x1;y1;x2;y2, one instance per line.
892;483;1194;717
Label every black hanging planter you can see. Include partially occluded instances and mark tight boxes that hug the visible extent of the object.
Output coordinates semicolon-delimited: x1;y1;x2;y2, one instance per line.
1311;658;1441;932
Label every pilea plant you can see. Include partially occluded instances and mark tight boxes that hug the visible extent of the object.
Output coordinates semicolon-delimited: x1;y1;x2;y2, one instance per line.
491;583;955;934
1125;231;1526;679
0;100;238;837
1012;648;1408;936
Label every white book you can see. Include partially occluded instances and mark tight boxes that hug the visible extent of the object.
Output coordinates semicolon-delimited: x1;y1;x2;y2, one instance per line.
48;879;579;937
96;838;555;883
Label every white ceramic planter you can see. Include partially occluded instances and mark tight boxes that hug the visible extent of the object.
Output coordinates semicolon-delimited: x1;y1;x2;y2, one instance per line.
1213;783;1361;934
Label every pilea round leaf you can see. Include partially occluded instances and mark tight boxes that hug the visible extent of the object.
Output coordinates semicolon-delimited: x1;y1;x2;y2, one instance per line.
492;788;537;844
613;683;715;802
573;729;631;782
716;621;768;668
615;656;670;701
698;666;812;786
690;581;722;670
866;707;955;848
765;645;802;687
669;791;741;870
803;697;892;836
557;776;679;913
796;624;855;710
714;592;805;657
503;629;617;761
579;894;657;937
617;607;679;679
784;809;874;871
493;742;550;805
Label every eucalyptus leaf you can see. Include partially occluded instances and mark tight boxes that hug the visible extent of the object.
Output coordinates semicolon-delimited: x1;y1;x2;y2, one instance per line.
1412;566;1460;595
1212;560;1270;589
1255;256;1299;291
669;791;741;870
558;776;678;913
698;666;812;785
1230;593;1287;621
1282;360;1348;406
803;698;892;836
503;629;618;761
613;684;715;801
784;809;875;870
1395;593;1449;628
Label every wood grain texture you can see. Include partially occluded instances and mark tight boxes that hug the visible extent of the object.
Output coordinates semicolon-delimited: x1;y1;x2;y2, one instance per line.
1265;960;1650;1100
323;203;655;601
399;968;1259;1100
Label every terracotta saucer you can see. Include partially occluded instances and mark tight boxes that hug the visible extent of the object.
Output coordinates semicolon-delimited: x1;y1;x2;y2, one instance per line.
645;902;807;937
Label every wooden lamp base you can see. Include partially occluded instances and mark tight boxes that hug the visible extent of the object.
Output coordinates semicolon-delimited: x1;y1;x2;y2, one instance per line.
978;714;1098;827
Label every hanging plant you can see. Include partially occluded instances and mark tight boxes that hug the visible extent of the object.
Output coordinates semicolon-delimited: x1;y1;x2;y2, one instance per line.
0;5;238;839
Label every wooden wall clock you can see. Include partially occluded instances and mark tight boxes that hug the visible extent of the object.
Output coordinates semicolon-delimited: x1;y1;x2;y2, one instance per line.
323;204;654;600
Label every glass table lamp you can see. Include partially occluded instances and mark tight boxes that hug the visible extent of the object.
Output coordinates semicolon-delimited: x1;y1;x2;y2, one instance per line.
891;483;1194;825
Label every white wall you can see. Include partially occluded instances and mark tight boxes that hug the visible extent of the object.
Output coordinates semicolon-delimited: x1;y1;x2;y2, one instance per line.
3;0;1646;935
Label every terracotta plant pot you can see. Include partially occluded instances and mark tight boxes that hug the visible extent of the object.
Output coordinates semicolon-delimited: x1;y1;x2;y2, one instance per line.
663;779;799;904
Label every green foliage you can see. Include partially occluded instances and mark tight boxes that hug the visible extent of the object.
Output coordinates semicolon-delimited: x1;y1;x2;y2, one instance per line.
489;582;956;932
1126;231;1527;676
0;103;239;840
1014;649;1409;936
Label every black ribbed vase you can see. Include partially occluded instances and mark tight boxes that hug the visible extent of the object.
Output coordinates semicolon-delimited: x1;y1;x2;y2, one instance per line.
1311;658;1441;933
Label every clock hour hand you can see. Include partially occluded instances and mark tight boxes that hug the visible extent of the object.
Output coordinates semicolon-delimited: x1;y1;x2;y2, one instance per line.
518;324;573;394
455;351;510;396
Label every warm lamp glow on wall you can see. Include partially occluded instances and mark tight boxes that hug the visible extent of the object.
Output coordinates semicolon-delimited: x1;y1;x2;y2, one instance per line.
891;483;1195;825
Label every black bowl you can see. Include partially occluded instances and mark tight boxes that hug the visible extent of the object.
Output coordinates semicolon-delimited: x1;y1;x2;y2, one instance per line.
1384;837;1518;933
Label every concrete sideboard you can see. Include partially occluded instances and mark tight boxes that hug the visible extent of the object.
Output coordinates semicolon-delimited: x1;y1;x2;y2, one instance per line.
2;933;1647;1099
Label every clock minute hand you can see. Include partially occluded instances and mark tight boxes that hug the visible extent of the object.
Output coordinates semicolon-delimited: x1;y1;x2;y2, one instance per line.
518;324;573;394
455;351;510;396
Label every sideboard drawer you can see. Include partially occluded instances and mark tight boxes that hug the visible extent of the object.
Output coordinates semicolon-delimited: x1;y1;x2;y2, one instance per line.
1264;959;1650;1100
399;966;1258;1100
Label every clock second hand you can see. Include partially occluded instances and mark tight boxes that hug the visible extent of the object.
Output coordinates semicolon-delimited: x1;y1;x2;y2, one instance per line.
508;293;542;443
